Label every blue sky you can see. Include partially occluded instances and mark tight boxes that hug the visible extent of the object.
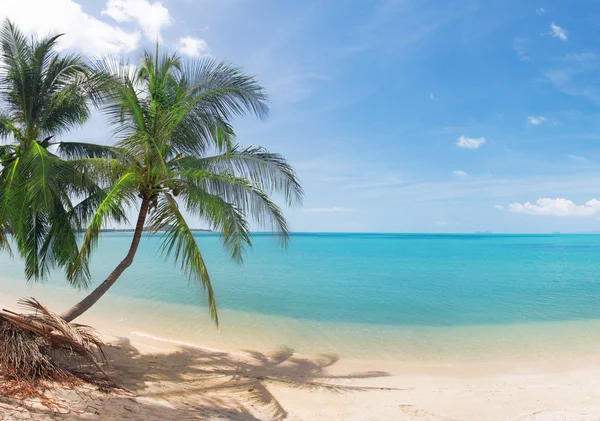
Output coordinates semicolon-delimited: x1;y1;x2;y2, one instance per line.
4;0;600;233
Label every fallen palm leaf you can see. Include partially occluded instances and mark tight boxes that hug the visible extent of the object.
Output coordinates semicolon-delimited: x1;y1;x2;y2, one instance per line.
0;297;108;400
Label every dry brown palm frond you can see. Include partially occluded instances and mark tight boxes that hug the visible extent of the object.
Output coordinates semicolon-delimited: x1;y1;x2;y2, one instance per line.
0;297;108;400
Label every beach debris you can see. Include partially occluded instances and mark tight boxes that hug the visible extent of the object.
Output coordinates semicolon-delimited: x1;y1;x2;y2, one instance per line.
0;297;110;406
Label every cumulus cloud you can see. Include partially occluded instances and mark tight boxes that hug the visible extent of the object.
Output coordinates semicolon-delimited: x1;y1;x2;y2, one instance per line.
1;0;140;54
457;135;486;149
452;170;468;178
176;36;210;57
304;207;356;213
550;22;568;41
102;0;171;41
528;115;548;126
508;198;600;216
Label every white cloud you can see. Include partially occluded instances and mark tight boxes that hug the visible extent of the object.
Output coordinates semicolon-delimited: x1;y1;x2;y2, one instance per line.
452;170;468;179
509;198;600;216
1;0;141;54
544;68;600;102
568;154;589;162
102;0;171;42
550;22;568;41
457;135;486;149
304;207;356;213
176;36;210;58
513;37;530;61
436;221;448;226
528;115;548;126
536;8;546;16
494;205;504;210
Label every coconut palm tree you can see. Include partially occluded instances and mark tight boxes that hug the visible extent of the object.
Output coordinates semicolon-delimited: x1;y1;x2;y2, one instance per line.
0;19;106;282
60;52;302;324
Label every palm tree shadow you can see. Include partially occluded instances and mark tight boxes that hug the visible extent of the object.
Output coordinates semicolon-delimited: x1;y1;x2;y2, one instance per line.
103;338;397;420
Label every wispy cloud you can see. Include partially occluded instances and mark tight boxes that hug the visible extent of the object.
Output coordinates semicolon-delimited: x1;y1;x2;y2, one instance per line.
494;205;504;210
268;73;328;103
435;221;448;226
457;135;486;149
568;154;589;162
304;207;357;213
550;22;568;41
509;198;600;216
356;174;600;204
429;92;436;100
452;170;468;178
543;68;600;102
528;115;548;126
513;37;530;61
361;0;477;54
560;53;597;62
536;8;546;16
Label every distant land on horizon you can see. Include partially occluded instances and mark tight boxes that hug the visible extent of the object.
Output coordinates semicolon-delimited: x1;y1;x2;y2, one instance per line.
98;226;213;233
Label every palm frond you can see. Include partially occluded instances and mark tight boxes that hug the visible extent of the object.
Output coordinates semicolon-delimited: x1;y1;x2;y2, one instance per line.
16;208;50;280
180;183;251;262
0;221;12;255
68;157;129;188
55;142;121;160
0;112;21;141
149;192;218;325
180;169;290;245
20;141;69;209
0;297;106;384
176;145;303;205
67;172;140;287
183;58;269;120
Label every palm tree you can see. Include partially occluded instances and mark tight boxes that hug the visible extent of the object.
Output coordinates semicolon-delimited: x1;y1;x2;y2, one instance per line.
60;52;302;324
0;19;106;282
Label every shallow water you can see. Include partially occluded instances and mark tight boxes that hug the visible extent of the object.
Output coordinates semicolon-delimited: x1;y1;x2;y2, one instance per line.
2;233;600;361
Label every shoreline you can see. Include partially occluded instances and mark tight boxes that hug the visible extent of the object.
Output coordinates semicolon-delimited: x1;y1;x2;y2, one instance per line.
5;280;600;365
5;319;600;420
3;288;600;418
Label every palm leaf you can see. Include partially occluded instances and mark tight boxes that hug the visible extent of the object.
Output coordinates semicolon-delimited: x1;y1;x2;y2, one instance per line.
183;58;269;120
180;169;290;244
176;145;303;205
149;192;218;325
180;182;251;262
55;142;122;160
67;172;140;287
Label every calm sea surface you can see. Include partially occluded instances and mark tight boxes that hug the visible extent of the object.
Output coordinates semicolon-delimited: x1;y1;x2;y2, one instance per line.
3;233;600;361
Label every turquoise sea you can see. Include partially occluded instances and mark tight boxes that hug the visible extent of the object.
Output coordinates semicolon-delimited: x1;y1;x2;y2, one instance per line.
3;233;600;361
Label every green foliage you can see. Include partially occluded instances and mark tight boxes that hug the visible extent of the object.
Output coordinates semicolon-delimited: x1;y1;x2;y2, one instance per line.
0;19;302;325
0;19;105;282
69;51;303;324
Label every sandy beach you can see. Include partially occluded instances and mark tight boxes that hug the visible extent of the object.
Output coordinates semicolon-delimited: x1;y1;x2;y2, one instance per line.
2;300;600;421
2;0;600;418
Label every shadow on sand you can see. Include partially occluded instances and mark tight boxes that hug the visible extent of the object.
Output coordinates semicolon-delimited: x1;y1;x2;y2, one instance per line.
101;337;394;420
0;338;396;420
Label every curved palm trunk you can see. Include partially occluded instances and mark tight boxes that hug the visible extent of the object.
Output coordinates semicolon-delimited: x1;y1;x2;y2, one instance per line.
61;197;150;322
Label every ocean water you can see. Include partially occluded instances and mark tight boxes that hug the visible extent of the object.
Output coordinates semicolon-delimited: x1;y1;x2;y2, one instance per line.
3;233;600;361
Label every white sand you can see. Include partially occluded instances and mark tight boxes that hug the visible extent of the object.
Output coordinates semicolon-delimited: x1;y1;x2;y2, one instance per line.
1;294;600;419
